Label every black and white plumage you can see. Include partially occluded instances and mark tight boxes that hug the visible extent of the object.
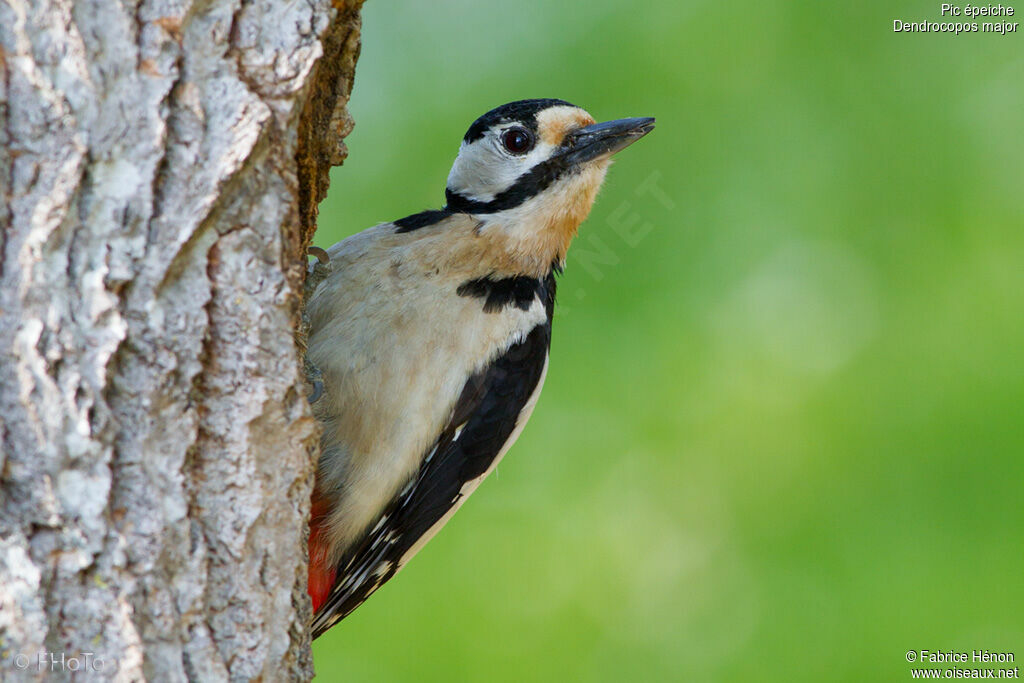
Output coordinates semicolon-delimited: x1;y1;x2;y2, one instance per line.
305;100;654;637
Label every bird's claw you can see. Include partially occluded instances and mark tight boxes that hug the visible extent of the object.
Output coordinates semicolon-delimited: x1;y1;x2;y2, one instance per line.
304;246;333;303
308;246;330;267
308;379;324;404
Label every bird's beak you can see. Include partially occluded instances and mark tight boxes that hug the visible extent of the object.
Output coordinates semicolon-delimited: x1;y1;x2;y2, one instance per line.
560;117;655;165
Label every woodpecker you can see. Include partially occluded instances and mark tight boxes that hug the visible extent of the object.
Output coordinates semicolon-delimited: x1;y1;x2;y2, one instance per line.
305;99;654;637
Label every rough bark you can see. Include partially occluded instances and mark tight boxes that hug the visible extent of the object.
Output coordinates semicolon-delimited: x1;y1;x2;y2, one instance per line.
0;0;363;679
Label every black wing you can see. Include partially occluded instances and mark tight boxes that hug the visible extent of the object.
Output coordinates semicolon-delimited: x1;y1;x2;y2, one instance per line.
311;277;555;637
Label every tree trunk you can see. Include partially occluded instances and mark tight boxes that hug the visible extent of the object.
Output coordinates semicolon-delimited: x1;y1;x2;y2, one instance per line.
0;0;362;679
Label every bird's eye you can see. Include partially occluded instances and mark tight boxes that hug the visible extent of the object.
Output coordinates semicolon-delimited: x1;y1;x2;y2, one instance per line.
500;127;534;155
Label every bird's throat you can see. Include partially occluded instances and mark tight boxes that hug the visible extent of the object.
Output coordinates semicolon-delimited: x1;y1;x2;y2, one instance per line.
476;161;609;275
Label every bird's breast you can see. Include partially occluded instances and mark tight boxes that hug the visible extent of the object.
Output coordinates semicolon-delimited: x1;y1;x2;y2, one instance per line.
306;245;550;561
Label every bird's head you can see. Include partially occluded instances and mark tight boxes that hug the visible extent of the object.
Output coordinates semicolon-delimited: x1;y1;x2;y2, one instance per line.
444;99;654;272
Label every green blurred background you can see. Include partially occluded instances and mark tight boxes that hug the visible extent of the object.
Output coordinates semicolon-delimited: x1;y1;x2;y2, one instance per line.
312;1;1023;680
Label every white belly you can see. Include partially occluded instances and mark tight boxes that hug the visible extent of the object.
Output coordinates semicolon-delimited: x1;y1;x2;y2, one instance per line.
306;231;549;561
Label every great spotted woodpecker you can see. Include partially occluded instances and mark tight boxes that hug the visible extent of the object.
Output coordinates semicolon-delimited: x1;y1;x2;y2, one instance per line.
305;99;654;637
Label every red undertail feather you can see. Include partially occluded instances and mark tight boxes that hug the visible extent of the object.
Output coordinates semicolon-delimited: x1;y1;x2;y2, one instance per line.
308;493;336;614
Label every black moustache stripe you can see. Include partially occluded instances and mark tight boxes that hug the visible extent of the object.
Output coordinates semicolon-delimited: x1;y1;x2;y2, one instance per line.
394;208;455;232
445;154;578;215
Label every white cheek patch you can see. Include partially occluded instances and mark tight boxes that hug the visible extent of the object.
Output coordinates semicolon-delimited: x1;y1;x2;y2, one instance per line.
447;134;558;203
